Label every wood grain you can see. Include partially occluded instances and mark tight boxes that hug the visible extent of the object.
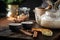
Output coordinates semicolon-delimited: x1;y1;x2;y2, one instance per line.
0;18;10;28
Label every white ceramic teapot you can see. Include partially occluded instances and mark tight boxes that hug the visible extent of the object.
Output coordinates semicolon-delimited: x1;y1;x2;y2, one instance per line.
34;0;60;28
41;5;60;28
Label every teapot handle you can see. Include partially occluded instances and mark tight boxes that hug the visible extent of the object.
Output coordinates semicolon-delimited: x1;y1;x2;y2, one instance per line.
54;0;60;10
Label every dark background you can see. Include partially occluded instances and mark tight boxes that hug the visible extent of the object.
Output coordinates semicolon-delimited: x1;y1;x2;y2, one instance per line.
0;0;57;20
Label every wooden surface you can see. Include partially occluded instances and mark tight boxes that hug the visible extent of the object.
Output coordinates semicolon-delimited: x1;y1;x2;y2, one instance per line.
0;18;10;28
0;18;60;40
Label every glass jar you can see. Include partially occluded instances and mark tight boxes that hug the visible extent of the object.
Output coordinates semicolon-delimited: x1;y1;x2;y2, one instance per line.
7;5;19;18
18;7;30;20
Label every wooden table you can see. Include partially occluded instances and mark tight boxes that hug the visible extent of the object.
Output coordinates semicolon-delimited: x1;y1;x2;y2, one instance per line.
0;18;60;40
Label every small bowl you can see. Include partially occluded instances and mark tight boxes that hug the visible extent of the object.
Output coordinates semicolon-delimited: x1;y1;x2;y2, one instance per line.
9;23;22;32
22;21;33;30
